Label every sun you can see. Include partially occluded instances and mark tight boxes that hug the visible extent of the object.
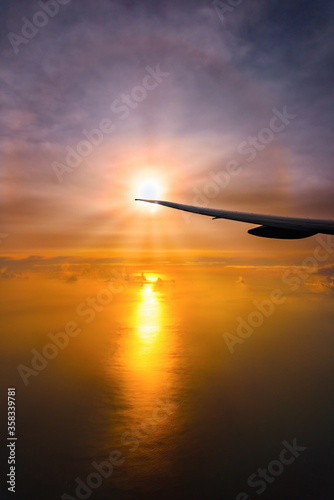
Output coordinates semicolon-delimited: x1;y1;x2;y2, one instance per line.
138;180;161;200
131;169;168;213
135;177;163;212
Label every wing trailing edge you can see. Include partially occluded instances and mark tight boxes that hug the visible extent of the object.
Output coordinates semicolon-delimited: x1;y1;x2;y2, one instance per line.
135;199;334;239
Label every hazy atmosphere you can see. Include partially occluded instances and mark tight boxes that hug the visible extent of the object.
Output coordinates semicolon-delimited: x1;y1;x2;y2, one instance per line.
1;1;334;499
1;0;334;259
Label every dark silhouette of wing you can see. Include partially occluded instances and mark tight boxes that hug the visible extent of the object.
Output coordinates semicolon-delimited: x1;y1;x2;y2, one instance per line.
135;199;334;239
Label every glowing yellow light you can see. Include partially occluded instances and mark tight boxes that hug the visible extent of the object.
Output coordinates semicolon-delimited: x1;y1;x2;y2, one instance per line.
106;271;179;436
135;284;160;353
135;177;163;212
138;180;160;199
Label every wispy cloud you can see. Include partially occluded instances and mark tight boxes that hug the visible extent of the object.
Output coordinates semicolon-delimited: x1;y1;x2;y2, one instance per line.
1;0;334;256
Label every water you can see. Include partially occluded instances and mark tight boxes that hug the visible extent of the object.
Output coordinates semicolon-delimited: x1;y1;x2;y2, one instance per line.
1;266;334;500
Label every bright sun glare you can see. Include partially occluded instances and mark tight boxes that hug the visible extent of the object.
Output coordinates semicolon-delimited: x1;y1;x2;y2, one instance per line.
138;180;160;199
136;178;163;212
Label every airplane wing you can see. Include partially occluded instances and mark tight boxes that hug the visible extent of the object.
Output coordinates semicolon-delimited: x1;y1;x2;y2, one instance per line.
135;199;334;239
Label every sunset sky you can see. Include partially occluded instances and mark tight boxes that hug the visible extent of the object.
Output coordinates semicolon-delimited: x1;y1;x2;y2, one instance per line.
2;4;334;499
1;0;334;265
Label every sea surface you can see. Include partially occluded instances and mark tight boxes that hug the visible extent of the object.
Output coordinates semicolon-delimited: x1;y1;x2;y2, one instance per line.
1;266;334;500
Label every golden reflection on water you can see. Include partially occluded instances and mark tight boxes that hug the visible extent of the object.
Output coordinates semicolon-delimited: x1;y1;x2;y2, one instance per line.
136;283;161;357
116;273;178;424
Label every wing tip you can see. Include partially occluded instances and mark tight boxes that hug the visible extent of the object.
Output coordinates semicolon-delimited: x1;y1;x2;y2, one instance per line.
135;198;158;203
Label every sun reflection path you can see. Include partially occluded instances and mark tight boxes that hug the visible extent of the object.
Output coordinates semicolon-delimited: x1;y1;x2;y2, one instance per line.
136;283;161;354
107;271;179;433
120;272;177;409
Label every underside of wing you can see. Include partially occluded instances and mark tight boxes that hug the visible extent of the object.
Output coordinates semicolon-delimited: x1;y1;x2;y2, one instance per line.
247;226;317;239
135;199;334;239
